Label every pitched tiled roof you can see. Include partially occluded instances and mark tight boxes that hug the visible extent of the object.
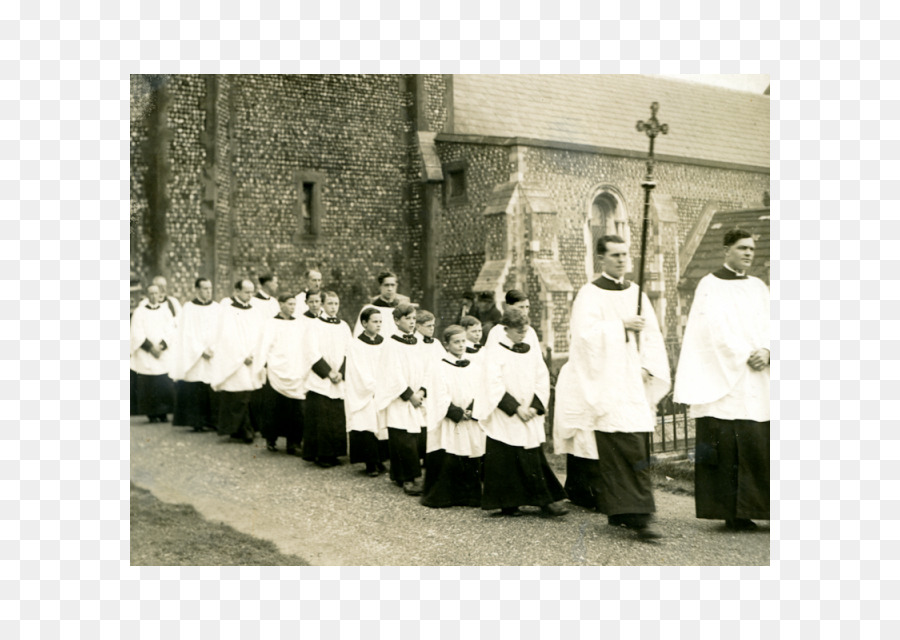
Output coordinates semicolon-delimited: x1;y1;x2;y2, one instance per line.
680;208;771;292
452;75;770;169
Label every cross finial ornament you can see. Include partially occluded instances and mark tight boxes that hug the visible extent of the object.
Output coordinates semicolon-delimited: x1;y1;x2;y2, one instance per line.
636;102;669;157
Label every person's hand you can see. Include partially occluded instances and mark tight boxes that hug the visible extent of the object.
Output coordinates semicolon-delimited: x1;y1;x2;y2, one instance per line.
623;316;646;332
202;348;214;360
244;355;254;366
463;409;473;421
516;406;532;422
641;368;652;384
149;346;163;359
329;371;343;384
747;348;770;371
409;390;425;408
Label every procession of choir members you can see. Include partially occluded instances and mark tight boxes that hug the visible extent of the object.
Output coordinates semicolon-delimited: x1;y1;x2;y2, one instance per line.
131;230;770;536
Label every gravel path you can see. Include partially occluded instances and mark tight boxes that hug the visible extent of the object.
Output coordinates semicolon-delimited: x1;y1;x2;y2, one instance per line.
130;417;769;566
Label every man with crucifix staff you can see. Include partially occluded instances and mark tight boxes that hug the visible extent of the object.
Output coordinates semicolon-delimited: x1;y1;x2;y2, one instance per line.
553;103;672;540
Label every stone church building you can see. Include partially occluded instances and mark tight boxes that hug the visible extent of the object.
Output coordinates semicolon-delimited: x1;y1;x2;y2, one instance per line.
130;74;769;366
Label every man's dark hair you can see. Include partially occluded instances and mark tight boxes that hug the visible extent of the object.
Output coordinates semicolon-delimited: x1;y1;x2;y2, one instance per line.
322;290;340;302
416;310;435;324
505;289;528;305
305;290;322;302
234;279;254;291
377;270;398;285
723;228;753;247
462;291;475;301
194;277;211;289
259;273;275;287
359;307;382;324
597;234;626;256
477;292;494;301
277;294;295;304
499;308;530;331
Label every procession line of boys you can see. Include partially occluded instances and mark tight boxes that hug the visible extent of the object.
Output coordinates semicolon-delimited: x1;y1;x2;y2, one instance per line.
131;234;770;540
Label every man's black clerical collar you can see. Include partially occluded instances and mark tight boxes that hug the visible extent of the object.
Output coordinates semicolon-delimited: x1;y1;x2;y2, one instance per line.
319;315;340;325
466;344;482;354
146;304;161;310
231;297;251;309
391;333;418;345
442;358;470;368
418;334;435;344
499;341;530;354
303;310;317;318
275;312;294;321
358;333;384;345
254;291;271;301
373;297;399;308
191;298;213;306
714;265;748;280
594;273;630;291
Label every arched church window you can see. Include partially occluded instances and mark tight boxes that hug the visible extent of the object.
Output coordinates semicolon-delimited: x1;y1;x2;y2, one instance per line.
587;189;629;278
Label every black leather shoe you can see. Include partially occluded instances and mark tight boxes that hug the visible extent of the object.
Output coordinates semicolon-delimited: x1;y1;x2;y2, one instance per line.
636;526;663;540
499;507;522;517
540;502;569;517
725;518;758;531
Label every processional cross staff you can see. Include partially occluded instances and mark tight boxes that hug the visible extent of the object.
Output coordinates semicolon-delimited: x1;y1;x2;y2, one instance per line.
634;102;669;319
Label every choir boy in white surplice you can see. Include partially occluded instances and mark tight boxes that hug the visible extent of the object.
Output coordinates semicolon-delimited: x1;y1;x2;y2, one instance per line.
130;284;177;423
376;304;428;497
210;279;267;444
171;277;219;431
259;294;314;456
421;325;485;508
483;289;541;351
302;291;352;467
674;229;770;532
344;307;389;477
460;315;485;365
553;235;670;540
473;308;568;518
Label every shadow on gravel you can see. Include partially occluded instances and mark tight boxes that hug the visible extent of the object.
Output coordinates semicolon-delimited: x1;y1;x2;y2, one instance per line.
130;483;309;566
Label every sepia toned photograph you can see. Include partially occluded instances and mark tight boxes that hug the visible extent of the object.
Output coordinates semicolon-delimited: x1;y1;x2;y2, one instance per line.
129;74;770;566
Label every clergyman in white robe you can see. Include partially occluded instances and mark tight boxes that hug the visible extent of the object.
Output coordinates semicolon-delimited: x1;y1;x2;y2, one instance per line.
130;300;177;421
210;295;266;442
674;265;770;525
170;295;219;430
553;275;670;526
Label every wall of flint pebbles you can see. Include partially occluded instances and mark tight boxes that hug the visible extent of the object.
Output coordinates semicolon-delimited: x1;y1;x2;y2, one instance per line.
131;74;768;356
131;74;421;324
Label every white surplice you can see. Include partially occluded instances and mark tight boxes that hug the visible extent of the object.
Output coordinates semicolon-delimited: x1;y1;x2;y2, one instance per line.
169;299;219;383
130;303;178;376
209;298;266;392
673;273;769;421
553;282;671;459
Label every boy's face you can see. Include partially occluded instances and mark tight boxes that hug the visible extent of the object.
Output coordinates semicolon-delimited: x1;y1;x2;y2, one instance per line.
465;323;482;343
306;295;322;315
445;332;467;358
509;299;530;316
396;312;416;335
363;313;382;336
280;298;297;317
323;296;340;317
505;326;527;344
417;319;436;338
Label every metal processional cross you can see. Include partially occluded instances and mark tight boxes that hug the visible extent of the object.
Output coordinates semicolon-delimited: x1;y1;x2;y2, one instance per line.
634;102;669;316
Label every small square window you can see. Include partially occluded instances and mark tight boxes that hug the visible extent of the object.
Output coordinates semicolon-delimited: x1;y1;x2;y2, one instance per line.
443;160;468;205
294;170;324;241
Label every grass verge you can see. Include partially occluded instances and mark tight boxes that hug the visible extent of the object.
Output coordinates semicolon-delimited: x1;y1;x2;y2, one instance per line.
130;483;309;566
